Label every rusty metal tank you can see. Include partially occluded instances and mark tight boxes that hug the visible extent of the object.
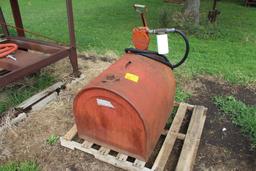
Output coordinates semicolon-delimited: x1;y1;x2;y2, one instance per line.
73;53;176;161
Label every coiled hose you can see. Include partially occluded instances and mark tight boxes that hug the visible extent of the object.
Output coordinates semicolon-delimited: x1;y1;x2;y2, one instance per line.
0;43;18;58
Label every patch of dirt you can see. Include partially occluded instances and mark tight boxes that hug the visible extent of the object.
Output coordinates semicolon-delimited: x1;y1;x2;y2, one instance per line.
183;76;256;171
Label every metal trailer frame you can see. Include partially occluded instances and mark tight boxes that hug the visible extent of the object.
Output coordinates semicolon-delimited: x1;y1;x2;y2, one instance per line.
0;0;80;87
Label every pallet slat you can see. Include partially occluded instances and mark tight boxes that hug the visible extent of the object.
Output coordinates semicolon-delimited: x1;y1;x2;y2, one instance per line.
116;153;128;161
161;130;186;140
63;124;77;141
175;106;207;171
99;147;111;155
82;140;93;149
174;102;194;111
152;102;188;171
133;159;146;168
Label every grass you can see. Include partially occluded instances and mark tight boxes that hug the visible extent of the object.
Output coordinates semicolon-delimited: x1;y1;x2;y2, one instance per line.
214;96;256;147
0;72;55;115
1;0;255;85
46;134;59;145
0;161;39;171
175;87;191;102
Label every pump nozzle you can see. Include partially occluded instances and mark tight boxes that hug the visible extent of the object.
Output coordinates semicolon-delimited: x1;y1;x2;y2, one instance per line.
133;4;146;13
133;4;148;27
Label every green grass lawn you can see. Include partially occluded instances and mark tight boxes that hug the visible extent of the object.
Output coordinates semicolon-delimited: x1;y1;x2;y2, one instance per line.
0;0;256;85
0;72;55;115
214;96;256;147
0;161;39;171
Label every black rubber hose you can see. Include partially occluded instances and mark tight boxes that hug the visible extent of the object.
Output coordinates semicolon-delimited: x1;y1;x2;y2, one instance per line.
125;48;174;69
125;29;190;69
171;29;190;69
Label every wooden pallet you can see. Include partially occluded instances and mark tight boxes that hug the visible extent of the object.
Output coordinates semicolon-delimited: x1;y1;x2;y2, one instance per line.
60;102;207;171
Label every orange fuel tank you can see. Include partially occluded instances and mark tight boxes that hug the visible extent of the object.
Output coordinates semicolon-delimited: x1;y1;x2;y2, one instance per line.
73;53;176;161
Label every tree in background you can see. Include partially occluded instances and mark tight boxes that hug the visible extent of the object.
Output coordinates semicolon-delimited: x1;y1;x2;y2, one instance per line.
184;0;200;25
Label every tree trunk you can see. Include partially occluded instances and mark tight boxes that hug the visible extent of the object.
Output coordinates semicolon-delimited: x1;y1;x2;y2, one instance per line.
184;0;200;25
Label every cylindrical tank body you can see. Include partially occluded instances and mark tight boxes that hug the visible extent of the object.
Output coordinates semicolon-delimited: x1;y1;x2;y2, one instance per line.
73;53;176;161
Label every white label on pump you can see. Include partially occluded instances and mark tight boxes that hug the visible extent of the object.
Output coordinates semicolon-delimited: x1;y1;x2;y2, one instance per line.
157;34;169;55
96;98;114;108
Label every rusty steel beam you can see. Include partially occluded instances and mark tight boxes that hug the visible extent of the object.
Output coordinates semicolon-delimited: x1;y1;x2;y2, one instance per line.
10;0;25;37
7;36;66;54
66;0;80;77
7;36;67;48
0;7;9;36
66;0;76;48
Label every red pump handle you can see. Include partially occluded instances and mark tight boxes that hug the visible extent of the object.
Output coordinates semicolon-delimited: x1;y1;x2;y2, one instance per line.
0;43;18;58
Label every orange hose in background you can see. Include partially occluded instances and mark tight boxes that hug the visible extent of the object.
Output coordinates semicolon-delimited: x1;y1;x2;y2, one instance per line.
0;43;18;58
